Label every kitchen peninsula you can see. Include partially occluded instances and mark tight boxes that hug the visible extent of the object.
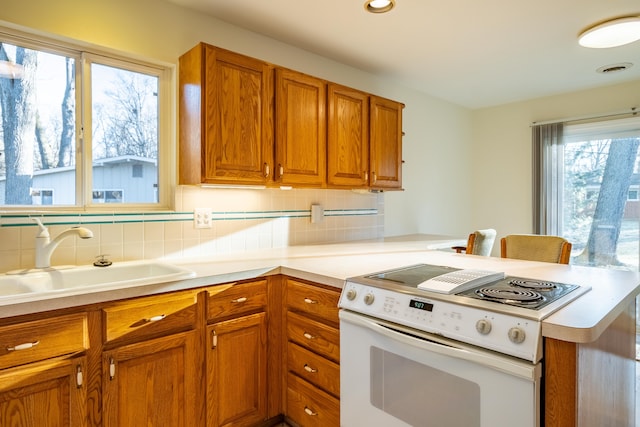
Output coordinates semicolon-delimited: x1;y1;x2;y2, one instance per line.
0;234;637;427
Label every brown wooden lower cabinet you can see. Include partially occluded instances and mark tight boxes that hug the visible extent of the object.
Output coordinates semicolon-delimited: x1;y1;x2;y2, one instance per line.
102;331;199;427
206;312;268;427
286;373;340;427
0;355;87;427
543;301;635;427
0;276;343;427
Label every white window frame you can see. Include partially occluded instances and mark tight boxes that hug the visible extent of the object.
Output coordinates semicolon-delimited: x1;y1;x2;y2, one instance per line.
0;25;174;212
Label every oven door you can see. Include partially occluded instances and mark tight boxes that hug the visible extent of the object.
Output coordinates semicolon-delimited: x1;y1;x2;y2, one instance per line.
339;310;541;427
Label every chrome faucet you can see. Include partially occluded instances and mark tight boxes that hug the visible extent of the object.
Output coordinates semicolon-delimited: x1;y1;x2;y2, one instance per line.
32;218;94;269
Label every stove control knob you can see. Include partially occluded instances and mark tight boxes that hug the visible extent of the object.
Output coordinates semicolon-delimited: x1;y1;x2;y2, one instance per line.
346;289;357;301
508;327;526;344
475;319;492;335
363;293;375;305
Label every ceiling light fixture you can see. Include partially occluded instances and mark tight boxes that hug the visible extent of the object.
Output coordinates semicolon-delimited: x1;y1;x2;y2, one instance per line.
364;0;395;14
578;16;640;48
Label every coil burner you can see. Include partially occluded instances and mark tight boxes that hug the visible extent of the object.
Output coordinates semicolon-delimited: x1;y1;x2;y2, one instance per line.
509;279;558;291
458;275;581;310
474;287;545;306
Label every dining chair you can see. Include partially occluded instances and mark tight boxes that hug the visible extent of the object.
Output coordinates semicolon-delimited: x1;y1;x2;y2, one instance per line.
452;228;497;256
500;234;572;264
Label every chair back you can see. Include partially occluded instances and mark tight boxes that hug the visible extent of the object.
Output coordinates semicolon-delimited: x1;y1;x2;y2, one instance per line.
468;229;497;256
453;229;496;256
500;234;572;264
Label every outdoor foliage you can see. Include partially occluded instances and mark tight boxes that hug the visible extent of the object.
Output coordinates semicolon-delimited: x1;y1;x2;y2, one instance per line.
0;42;158;205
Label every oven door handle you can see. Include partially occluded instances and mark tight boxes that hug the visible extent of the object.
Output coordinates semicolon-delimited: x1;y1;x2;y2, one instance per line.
339;310;540;381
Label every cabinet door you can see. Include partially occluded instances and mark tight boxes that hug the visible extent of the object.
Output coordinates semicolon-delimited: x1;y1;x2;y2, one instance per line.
275;68;326;187
102;331;198;427
370;96;403;189
0;356;87;426
207;312;267;427
327;84;369;188
206;46;274;184
179;43;274;185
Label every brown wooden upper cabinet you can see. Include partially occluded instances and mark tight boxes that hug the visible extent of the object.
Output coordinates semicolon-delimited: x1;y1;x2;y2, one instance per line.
179;42;403;190
275;68;327;187
327;86;403;190
327;84;369;188
369;95;404;189
179;43;274;185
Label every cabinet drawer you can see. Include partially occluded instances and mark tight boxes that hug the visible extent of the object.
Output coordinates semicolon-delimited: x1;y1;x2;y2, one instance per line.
102;291;197;345
207;279;267;320
288;342;339;397
287;311;339;362
286;279;339;324
0;312;88;370
287;372;339;427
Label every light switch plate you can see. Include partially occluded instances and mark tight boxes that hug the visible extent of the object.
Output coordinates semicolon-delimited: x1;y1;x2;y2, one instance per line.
194;207;213;229
311;204;324;223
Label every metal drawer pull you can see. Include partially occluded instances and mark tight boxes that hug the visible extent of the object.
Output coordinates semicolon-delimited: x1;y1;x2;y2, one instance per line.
76;365;83;388
146;314;166;322
7;340;40;351
303;298;318;304
303;364;317;373
231;297;247;303
304;407;318;416
303;332;316;340
264;163;270;178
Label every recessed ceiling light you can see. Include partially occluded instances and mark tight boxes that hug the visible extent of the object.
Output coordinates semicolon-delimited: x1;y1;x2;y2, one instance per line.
364;0;395;14
578;16;640;48
596;62;634;74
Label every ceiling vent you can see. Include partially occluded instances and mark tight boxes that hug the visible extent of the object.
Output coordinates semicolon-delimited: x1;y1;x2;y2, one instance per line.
596;62;634;74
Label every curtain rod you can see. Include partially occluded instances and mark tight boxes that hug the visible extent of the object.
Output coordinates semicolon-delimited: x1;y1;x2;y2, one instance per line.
531;107;638;126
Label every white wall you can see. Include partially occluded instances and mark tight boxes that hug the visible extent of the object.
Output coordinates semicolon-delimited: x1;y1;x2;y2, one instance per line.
0;0;476;271
471;79;640;254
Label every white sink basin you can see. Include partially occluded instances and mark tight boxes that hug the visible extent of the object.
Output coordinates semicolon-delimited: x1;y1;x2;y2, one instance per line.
0;261;195;297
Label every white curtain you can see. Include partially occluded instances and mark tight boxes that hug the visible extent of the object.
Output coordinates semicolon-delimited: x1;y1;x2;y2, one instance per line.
532;123;564;235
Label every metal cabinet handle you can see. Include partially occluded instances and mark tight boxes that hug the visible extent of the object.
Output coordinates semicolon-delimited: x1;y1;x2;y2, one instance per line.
372;171;377;184
303;332;316;340
264;163;270;178
211;330;218;349
303;298;318;304
145;314;166;322
7;340;39;351
303;364;317;373
364;171;369;181
231;297;247;303
304;406;318;416
76;365;83;388
109;358;116;380
279;164;284;177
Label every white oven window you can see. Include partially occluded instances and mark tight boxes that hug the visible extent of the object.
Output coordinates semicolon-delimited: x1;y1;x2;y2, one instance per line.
371;346;480;426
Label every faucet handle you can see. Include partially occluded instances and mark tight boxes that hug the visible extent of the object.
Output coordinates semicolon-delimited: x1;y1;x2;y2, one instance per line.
32;218;50;238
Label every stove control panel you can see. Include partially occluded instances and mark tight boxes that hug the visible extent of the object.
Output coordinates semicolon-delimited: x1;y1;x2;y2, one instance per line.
339;281;542;362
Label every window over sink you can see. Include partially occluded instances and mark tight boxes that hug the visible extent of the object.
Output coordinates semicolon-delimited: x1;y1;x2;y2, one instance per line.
0;25;172;210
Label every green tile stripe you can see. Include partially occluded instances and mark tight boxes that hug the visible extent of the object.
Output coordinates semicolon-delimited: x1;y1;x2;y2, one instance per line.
0;208;377;227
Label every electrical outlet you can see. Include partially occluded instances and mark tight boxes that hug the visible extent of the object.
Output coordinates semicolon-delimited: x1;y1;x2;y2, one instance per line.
194;207;213;229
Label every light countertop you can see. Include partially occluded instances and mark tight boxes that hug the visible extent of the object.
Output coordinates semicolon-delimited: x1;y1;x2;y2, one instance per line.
1;234;638;344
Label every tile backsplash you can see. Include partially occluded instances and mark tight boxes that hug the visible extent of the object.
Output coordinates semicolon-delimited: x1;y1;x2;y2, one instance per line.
0;186;384;273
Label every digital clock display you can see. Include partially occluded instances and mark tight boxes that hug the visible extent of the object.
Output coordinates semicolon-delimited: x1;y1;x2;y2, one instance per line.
409;299;433;312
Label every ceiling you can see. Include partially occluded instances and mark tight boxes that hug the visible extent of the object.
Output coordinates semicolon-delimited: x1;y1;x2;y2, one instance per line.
165;0;640;109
